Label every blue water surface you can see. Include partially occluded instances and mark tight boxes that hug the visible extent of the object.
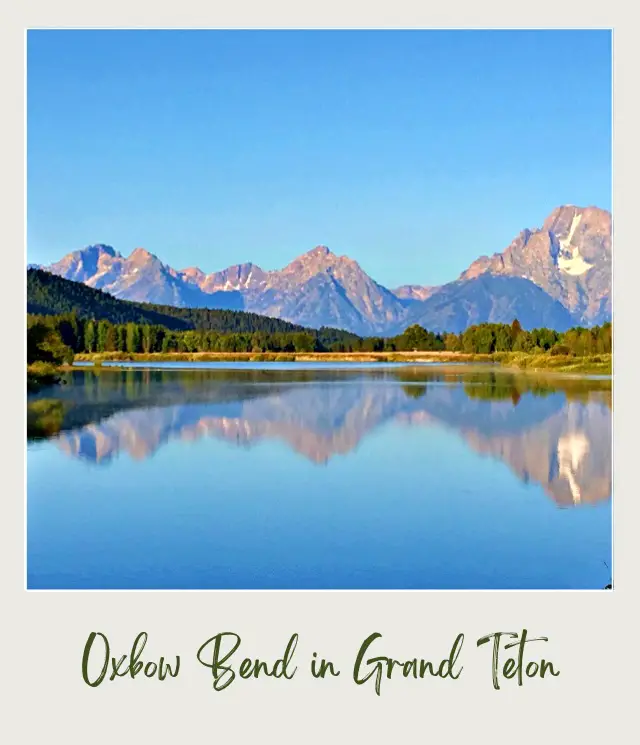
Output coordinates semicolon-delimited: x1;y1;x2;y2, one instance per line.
27;364;612;589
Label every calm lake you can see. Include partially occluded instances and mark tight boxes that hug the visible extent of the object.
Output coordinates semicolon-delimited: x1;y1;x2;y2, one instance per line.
27;363;612;590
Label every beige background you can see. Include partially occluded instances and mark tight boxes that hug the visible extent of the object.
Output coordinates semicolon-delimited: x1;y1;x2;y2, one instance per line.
2;3;636;742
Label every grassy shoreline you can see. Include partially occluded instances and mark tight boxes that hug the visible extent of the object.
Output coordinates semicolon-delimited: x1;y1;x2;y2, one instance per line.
72;350;612;374
492;351;611;375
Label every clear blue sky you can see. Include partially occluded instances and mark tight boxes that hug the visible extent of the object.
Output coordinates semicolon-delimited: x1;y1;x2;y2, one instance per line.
27;30;612;288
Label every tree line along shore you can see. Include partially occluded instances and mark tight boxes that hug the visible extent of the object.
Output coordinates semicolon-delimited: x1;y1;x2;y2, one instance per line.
27;310;612;390
26;267;612;383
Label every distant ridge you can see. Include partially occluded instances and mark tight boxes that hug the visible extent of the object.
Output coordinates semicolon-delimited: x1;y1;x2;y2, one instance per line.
27;268;311;335
38;205;611;334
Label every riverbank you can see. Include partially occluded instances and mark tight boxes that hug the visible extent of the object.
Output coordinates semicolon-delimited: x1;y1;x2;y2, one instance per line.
72;350;612;374
27;362;65;392
492;352;612;375
74;350;492;364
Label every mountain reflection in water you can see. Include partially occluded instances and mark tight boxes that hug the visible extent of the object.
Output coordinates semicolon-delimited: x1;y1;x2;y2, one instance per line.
27;366;611;508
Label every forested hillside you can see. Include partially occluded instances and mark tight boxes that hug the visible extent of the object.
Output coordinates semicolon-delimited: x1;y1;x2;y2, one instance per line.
27;268;308;334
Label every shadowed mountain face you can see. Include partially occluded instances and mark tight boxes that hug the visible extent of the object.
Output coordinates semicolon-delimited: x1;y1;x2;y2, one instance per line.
28;367;611;507
402;275;576;333
39;205;611;334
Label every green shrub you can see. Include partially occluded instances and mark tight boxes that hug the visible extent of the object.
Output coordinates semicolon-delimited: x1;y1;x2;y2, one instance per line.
550;344;572;357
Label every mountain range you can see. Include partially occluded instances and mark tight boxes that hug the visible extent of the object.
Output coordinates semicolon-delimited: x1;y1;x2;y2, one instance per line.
37;204;611;335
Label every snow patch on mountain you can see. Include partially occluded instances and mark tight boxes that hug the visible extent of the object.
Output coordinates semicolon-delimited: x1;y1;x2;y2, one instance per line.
558;250;592;276
556;213;593;276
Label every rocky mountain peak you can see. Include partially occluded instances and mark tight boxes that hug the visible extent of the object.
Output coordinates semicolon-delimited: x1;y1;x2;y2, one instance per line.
66;244;120;264
128;247;157;264
542;205;583;234
453;204;611;324
281;245;338;276
86;243;118;257
180;266;205;278
298;246;338;262
46;243;121;284
542;205;609;243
